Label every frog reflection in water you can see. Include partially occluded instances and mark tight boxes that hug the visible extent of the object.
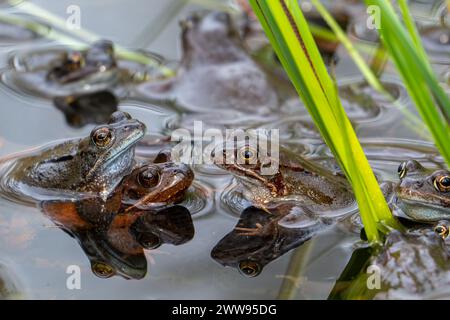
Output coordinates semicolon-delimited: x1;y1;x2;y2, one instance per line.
42;200;194;279
38;152;195;279
211;139;356;276
137;11;278;115
1;111;145;203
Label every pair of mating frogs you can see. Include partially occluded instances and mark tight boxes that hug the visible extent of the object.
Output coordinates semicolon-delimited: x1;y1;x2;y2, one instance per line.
0;112;195;279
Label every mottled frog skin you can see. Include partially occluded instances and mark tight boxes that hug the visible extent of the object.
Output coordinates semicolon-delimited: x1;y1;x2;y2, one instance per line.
213;138;355;212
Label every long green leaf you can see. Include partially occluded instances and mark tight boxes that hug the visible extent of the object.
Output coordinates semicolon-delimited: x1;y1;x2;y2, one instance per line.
364;0;450;166
250;0;400;243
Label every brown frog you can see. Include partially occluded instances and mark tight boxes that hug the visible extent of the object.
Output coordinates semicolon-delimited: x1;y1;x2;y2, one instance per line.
136;11;278;116
212;138;355;213
5;39;154;99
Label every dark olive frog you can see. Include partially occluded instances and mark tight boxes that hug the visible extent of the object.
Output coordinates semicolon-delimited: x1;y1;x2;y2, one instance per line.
382;160;450;223
1;111;146;202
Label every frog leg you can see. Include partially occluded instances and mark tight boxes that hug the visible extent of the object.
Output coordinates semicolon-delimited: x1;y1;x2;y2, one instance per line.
235;223;265;236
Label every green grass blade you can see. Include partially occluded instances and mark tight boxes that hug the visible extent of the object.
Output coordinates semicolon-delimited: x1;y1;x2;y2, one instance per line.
250;0;400;243
364;0;450;167
310;0;429;139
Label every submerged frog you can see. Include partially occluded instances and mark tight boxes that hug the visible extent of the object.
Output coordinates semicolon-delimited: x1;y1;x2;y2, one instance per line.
381;160;450;223
211;205;324;277
0;111;146;203
121;153;194;210
136;11;278;115
212;138;355;213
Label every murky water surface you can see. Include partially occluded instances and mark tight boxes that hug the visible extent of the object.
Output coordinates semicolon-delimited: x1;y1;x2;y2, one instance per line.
0;0;448;299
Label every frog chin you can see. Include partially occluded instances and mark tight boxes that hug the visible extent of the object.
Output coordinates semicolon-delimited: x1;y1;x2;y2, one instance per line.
398;197;450;222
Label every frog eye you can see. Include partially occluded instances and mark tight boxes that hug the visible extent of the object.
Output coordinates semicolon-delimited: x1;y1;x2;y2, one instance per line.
66;52;84;71
137;168;160;188
92;127;114;148
91;262;115;278
238;146;257;165
433;175;450;192
434;222;449;239
238;260;262;277
136;233;162;250
398;162;407;179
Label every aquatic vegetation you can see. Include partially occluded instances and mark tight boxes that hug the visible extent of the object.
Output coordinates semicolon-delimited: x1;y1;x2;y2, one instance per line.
364;0;450;166
249;0;399;243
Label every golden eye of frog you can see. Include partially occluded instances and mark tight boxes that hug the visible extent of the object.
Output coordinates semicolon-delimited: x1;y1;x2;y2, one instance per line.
121;151;194;209
2;111;146;201
386;160;450;222
212;139;354;212
47;40;116;84
137;11;278;115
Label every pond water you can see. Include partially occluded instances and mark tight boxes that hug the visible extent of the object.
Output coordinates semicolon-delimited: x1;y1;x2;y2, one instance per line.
0;0;448;299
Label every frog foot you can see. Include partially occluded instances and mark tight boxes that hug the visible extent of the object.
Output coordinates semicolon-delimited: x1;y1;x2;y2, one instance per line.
235;223;264;236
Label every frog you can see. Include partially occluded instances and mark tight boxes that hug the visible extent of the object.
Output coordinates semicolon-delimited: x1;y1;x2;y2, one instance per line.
0;111;146;204
53;90;118;128
4;39;154;99
212;137;355;213
211;205;324;277
329;228;450;299
381;160;450;223
46;39;116;84
120;152;195;210
136;11;278;118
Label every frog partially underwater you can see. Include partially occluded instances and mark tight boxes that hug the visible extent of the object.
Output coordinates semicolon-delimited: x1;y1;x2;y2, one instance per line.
4;40;155;98
212;138;356;214
329;228;450;299
0;111;146;204
36;149;195;279
136;11;278;118
381;160;450;223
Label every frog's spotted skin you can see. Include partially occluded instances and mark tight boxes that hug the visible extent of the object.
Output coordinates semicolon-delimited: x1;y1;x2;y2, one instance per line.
212;138;355;213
